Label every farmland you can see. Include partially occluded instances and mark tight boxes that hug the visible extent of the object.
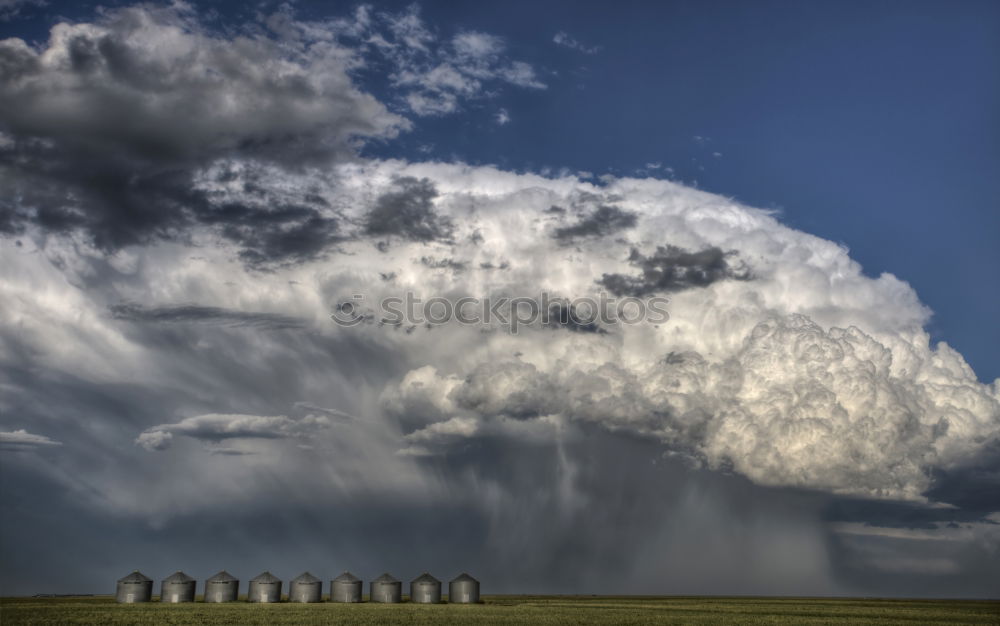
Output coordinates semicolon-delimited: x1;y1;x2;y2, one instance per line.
1;595;997;625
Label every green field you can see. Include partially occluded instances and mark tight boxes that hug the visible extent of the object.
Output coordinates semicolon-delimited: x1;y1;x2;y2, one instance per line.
1;595;997;625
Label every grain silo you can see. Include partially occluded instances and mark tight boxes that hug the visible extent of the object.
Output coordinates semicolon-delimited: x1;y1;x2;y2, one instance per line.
248;571;282;603
410;573;441;604
115;570;152;603
204;570;239;603
369;573;401;603
160;571;196;603
288;571;322;603
330;571;362;603
448;573;480;603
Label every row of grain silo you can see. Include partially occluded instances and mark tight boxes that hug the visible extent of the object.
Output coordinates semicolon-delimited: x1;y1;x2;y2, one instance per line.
115;570;479;604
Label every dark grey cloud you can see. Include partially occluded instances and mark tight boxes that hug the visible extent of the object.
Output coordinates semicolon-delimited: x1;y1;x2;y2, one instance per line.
552;204;636;243
365;177;452;244
202;201;343;269
599;245;750;296
544;302;606;334
1;146;201;249
0;3;405;264
109;303;304;331
209;447;256;456
824;500;999;535
924;443;1000;515
419;256;466;272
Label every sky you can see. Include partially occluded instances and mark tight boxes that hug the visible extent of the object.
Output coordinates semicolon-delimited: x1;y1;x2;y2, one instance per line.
0;0;998;598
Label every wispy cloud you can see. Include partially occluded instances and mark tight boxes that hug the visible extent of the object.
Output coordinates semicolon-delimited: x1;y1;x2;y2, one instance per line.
334;6;545;116
136;413;333;452
110;304;304;330
0;0;46;22
0;429;63;451
553;31;601;54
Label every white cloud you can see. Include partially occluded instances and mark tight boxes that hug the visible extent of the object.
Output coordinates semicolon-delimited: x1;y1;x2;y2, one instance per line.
0;429;63;450
496;108;511;125
136;412;331;451
0;0;45;22
553;31;601;54
7;157;998;503
330;6;545;116
382;4;435;52
453;31;505;58
135;429;173;452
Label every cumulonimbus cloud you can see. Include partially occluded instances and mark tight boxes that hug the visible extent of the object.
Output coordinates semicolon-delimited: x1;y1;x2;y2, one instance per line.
1;1;997;522
6;153;996;502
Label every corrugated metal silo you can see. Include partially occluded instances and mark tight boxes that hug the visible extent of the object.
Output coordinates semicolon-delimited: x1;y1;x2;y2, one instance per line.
115;570;152;603
410;573;441;604
369;573;401;603
448;573;480;604
288;571;322;603
247;571;282;603
160;571;196;603
204;570;239;603
330;571;362;603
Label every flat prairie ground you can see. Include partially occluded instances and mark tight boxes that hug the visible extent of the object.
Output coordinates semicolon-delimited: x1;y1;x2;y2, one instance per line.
1;595;997;625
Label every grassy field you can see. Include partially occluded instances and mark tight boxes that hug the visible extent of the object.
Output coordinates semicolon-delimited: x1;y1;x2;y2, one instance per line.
1;595;997;625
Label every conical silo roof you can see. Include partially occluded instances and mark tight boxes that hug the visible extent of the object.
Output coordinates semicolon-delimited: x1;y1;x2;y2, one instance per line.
412;572;440;584
450;573;478;583
292;571;320;583
118;571;151;583
333;571;360;583
373;573;398;583
207;570;237;582
251;571;280;583
162;571;194;583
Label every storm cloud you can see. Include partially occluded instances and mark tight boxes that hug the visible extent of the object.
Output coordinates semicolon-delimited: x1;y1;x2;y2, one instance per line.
1;1;997;600
3;155;999;597
0;2;404;261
